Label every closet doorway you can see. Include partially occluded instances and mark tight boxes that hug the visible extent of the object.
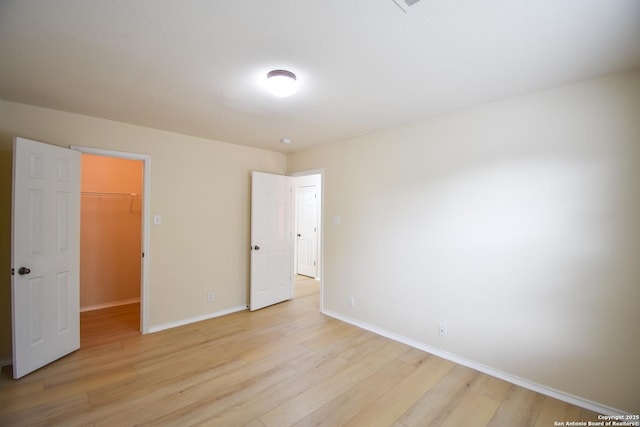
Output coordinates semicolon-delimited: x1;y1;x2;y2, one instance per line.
291;171;323;309
293;173;321;279
72;146;150;341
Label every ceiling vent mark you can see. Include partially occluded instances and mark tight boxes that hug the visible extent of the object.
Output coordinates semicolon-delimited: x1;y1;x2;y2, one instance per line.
393;0;422;13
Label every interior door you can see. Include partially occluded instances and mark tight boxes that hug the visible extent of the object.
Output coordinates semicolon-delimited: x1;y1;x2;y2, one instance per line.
250;171;292;311
11;137;81;378
296;185;318;278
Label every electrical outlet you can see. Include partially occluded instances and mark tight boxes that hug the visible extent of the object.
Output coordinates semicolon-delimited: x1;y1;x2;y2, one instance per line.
438;322;447;337
348;296;355;308
207;292;214;302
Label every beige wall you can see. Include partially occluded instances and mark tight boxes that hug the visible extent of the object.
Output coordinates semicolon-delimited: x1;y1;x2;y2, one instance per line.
288;70;640;413
80;154;143;309
1;70;638;411
0;101;287;361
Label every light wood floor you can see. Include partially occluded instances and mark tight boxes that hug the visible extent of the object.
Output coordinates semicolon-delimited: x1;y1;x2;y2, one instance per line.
0;276;602;426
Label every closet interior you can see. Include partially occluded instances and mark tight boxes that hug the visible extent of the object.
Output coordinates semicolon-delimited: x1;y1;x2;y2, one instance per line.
80;154;143;316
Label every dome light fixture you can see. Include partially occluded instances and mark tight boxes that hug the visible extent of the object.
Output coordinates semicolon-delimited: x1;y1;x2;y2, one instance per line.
266;69;298;97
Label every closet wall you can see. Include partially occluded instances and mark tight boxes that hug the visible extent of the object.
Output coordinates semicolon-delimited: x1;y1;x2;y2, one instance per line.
80;154;143;310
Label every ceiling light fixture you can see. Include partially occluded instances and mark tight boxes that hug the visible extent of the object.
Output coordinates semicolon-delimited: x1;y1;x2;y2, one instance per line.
393;0;422;12
280;137;292;145
266;69;298;97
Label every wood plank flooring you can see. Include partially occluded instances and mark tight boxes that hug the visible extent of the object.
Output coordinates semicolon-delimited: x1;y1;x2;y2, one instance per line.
0;276;603;426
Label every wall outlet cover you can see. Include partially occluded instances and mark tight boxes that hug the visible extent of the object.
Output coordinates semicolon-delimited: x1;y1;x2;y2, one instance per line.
438;322;447;337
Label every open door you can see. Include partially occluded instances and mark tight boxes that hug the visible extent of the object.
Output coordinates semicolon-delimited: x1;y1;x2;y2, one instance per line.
296;184;319;278
11;137;81;378
250;171;292;311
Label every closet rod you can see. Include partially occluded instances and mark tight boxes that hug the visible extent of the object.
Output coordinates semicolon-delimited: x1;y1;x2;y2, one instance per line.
81;191;142;212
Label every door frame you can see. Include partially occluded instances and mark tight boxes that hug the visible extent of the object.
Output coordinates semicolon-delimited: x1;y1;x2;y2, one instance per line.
70;145;151;334
289;169;324;312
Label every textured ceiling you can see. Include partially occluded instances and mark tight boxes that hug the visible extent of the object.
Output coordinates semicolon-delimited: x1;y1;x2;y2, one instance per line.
1;0;639;153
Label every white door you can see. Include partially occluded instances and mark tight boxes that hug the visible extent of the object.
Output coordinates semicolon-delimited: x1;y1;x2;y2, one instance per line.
250;171;292;311
11;137;81;378
296;185;318;278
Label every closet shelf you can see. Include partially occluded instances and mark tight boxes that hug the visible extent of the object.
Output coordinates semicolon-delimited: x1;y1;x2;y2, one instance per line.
81;191;142;212
81;191;142;199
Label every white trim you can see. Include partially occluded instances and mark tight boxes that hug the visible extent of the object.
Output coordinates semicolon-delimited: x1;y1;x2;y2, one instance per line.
80;298;141;313
70;145;151;334
289;168;324;177
148;305;248;333
70;145;149;161
321;308;629;416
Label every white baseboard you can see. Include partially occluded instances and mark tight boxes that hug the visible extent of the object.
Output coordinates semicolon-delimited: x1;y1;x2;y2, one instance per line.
80;298;141;312
1;305;247;367
321;308;628;416
148;305;248;333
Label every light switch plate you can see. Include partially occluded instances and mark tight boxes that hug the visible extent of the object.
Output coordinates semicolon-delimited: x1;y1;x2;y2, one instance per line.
153;214;162;225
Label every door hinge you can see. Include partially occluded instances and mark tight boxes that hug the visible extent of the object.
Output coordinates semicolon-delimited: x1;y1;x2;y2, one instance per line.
314;261;316;266
10;268;14;276
142;252;145;258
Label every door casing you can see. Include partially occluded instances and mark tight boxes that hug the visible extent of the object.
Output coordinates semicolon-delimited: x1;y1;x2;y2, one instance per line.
70;145;151;334
290;169;324;311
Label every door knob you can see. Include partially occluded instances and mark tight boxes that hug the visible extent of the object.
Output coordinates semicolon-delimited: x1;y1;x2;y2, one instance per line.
297;234;301;237
18;267;31;275
253;245;260;250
